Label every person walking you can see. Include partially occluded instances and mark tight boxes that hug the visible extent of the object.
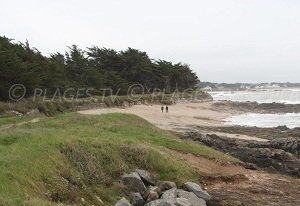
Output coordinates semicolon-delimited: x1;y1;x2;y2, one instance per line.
161;106;164;113
166;106;169;113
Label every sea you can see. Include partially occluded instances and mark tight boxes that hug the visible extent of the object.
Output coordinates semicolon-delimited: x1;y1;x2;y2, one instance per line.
209;88;300;128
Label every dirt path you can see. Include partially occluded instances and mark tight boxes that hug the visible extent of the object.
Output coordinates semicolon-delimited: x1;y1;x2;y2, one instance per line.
179;152;300;206
0;118;40;130
79;102;268;142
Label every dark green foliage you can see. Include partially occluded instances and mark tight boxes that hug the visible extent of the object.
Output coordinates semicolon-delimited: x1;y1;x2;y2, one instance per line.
0;36;200;100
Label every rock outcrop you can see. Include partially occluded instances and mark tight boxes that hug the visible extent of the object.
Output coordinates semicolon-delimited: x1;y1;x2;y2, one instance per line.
249;137;299;156
183;130;300;177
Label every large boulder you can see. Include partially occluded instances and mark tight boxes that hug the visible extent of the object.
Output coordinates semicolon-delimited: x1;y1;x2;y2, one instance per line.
120;172;147;193
136;169;155;186
162;188;177;200
131;192;145;206
146;189;193;206
158;181;177;192
183;182;211;201
144;199;176;206
174;198;192;206
177;189;207;206
116;197;133;206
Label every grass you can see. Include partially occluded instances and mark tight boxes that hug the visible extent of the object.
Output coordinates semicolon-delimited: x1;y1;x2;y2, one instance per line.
0;112;238;206
0;116;34;126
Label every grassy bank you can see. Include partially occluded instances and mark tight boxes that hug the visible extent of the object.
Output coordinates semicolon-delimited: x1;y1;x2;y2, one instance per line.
0;112;236;205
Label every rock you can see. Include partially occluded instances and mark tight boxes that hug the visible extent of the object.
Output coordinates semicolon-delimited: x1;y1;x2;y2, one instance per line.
244;162;258;170
174;198;192;206
185;131;300;177
144;199;176;206
269;137;300;156
276;125;289;130
116;197;133;206
150;186;161;194
183;182;211;201
162;187;177;200
26;108;39;116
131;192;145;206
146;190;159;202
136;169;155;185
120;172;147;193
234;147;300;177
158;181;177;192
144;186;161;200
177;189;207;206
183;130;205;141
158;202;176;206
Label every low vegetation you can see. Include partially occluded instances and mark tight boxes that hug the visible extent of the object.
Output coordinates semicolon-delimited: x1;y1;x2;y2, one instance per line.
0;112;237;205
0;90;212;117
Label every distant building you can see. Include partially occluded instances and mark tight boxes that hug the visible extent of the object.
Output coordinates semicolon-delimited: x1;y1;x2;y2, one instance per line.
202;86;213;92
240;85;250;90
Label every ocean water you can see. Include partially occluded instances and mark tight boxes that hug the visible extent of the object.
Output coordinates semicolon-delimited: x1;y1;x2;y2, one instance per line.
210;88;300;104
209;88;300;128
225;113;300;128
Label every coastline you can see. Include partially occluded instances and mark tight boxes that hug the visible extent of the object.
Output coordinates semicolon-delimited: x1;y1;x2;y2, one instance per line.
78;100;300;204
79;100;300;141
78;101;238;130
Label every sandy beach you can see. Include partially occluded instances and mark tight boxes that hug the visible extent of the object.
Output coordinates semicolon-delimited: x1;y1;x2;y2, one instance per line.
79;102;235;129
79;101;269;142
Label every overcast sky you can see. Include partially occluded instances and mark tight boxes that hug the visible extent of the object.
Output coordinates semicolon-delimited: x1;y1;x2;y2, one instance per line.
1;0;300;83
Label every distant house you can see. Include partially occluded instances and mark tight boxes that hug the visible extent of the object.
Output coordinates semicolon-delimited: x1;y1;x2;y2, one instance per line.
269;84;280;88
202;86;213;92
240;85;250;90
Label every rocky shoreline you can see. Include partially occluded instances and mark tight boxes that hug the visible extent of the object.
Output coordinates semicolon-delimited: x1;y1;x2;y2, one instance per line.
212;101;300;114
194;125;300;140
182;130;300;177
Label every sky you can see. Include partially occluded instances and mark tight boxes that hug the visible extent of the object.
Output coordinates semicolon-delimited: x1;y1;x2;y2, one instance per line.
1;0;300;83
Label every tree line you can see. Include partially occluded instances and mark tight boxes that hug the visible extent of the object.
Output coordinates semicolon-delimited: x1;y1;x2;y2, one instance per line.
0;36;199;100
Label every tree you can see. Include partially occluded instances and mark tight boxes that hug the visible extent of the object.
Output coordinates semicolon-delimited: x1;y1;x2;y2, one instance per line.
0;35;200;100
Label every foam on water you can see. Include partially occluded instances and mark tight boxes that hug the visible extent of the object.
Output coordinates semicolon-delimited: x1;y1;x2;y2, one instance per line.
209;88;300;128
225;113;300;128
210;89;300;104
